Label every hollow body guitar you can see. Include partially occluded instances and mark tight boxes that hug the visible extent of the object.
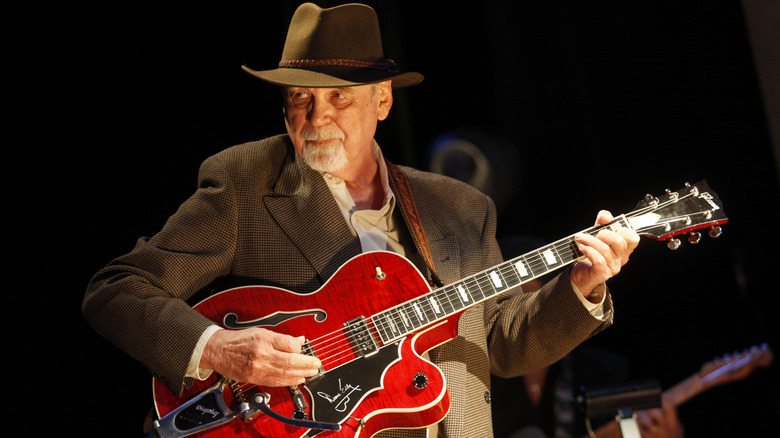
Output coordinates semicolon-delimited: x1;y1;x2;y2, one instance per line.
150;181;727;438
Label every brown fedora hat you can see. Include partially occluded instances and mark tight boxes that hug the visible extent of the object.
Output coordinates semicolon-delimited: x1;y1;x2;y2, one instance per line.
242;3;423;88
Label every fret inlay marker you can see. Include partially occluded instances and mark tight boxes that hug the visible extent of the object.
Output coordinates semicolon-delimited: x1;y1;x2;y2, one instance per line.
515;261;529;277
413;302;423;319
429;296;441;313
490;271;502;288
543;249;557;265
458;285;469;302
401;310;410;327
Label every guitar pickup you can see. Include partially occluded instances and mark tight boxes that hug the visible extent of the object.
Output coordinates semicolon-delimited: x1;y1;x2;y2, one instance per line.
344;317;379;357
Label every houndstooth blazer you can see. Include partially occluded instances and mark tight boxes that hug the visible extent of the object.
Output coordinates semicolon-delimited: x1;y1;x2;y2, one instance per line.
83;134;613;437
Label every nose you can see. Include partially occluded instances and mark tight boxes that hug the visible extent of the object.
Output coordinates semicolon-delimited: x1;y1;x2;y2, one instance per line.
307;96;334;127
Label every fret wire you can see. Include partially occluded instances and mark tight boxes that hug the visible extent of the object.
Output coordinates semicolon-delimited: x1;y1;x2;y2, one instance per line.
420;295;437;320
436;287;456;314
390;309;406;333
431;291;449;315
499;263;521;288
421;295;437;320
441;285;459;310
492;263;511;294
412;298;428;323
456;278;476;304
463;276;486;301
536;248;551;271
452;283;469;307
489;266;508;292
404;301;423;326
372;314;385;340
469;276;487;300
479;272;498;296
477;273;499;296
470;276;490;300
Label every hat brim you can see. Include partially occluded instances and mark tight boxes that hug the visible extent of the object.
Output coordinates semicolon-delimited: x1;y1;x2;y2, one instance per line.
242;65;423;88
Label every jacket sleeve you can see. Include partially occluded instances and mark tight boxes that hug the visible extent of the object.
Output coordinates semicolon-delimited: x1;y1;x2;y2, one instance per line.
82;153;238;395
480;200;614;378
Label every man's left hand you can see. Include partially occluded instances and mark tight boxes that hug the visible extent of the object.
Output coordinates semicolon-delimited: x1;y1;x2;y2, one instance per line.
571;210;640;298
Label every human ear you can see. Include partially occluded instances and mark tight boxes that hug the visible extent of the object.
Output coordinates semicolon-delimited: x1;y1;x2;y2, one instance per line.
376;81;393;121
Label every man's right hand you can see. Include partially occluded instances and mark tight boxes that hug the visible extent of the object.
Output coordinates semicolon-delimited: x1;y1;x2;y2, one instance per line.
200;327;322;387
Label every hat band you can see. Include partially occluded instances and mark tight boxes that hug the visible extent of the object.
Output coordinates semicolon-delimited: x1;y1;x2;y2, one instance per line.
279;58;398;73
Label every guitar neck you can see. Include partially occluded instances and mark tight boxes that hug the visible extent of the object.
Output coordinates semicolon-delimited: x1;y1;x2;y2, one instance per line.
662;351;765;407
662;374;704;407
371;216;631;344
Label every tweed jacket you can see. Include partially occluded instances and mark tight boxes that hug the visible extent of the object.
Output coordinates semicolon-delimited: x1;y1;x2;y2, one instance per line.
83;134;613;437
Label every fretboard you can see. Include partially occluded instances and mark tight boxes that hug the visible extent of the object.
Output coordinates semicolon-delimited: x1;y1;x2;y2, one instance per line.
371;216;630;344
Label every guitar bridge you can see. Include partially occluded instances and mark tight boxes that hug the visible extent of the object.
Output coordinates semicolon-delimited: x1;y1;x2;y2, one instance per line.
344;317;379;357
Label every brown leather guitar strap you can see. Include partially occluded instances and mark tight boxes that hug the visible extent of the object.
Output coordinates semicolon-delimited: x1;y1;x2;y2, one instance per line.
386;160;444;287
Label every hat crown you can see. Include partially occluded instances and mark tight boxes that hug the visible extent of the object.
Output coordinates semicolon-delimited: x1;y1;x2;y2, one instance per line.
242;2;422;88
282;3;384;63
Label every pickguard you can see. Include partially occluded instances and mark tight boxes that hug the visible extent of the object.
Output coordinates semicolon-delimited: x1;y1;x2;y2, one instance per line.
304;340;402;424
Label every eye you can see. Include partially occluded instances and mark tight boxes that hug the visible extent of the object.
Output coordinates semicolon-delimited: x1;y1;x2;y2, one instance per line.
330;90;351;108
288;90;311;107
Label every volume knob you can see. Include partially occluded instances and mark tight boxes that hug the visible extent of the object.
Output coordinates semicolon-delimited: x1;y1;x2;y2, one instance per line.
413;372;429;389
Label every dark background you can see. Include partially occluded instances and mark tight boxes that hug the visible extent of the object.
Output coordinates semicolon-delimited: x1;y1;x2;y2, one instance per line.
11;1;779;436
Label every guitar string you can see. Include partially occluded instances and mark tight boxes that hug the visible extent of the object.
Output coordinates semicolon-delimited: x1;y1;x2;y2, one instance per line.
303;191;707;367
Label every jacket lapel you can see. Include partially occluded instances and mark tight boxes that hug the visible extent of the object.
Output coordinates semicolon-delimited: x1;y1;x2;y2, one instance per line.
388;164;460;286
264;152;362;284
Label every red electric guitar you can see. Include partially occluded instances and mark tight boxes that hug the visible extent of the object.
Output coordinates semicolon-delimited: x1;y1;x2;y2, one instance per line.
149;181;728;437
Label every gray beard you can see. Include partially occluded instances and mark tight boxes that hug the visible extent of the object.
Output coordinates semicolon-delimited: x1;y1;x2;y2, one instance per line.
302;141;349;173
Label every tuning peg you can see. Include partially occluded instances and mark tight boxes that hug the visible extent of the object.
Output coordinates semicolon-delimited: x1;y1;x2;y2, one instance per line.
667;238;682;250
644;194;658;206
685;182;700;196
688;232;702;244
709;226;723;238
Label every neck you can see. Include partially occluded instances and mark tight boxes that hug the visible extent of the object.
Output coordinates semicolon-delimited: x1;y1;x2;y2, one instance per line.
330;144;385;210
345;165;385;210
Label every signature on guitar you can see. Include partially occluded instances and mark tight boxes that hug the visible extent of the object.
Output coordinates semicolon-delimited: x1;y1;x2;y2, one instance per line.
317;379;363;413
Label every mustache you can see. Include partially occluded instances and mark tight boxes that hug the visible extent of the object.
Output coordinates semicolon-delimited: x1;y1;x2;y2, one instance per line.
301;130;345;141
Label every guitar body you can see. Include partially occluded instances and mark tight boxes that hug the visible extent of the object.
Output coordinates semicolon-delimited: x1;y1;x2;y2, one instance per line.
153;251;456;437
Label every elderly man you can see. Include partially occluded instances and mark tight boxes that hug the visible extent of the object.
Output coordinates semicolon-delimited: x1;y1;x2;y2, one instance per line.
83;3;638;437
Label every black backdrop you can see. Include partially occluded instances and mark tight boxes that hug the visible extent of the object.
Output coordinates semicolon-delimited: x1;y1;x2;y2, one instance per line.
11;1;779;436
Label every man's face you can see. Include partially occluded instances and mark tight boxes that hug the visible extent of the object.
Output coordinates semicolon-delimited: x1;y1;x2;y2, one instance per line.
283;82;392;173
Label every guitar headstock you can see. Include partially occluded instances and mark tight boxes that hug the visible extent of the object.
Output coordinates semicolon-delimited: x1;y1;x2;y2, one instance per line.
698;344;774;390
626;180;728;249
